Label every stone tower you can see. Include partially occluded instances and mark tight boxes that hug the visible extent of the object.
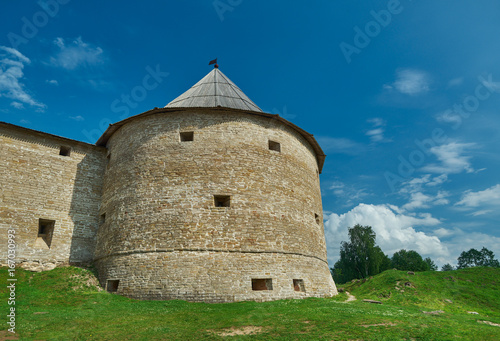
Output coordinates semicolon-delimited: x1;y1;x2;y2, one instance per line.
93;66;337;302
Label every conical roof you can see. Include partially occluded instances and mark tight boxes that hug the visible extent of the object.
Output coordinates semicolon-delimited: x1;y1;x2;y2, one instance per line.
165;68;262;112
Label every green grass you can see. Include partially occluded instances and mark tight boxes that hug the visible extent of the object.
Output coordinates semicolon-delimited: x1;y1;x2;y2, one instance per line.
1;266;499;340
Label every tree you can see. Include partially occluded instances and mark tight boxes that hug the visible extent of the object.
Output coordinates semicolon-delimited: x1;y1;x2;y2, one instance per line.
391;249;429;272
441;263;454;271
332;224;390;284
457;247;500;269
424;257;438;271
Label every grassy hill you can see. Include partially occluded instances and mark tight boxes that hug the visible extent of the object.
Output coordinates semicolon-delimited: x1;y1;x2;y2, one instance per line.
1;266;499;340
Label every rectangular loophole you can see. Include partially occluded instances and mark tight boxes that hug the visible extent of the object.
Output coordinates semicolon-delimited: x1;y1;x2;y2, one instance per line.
268;140;281;152
59;146;71;156
214;195;230;207
100;213;106;225
252;278;273;291
293;279;306;292
37;219;55;248
107;280;120;293
180;131;194;142
315;213;320;225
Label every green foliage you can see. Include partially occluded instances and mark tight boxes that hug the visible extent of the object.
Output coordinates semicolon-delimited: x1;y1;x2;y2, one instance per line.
457;247;500;269
391;249;430;272
332;224;390;284
2;266;500;340
424;257;438;271
441;263;455;271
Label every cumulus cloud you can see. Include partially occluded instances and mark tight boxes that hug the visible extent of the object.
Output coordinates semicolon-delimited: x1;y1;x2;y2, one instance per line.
386;69;431;95
50;37;104;70
421;142;475;174
324;203;447;266
0;46;45;109
456;184;500;208
46;79;59;85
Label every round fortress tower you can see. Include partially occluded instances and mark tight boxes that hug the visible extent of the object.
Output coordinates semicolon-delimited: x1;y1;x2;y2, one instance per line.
94;66;337;302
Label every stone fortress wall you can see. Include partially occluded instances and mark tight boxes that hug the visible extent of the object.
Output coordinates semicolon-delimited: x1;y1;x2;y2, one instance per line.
0;67;338;302
0;122;106;270
94;109;337;301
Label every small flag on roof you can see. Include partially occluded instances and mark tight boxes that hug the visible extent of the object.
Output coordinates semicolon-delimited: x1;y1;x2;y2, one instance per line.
209;58;218;65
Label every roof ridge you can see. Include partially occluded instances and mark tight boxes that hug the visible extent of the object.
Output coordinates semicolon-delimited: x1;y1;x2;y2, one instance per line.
214;68;218;107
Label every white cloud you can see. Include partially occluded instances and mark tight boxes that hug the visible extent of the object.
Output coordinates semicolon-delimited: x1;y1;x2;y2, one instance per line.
469;210;493;217
436;110;462;126
0;46;45;109
10;101;24;109
421;142;475;174
390;69;430;95
367;118;384;127
427;174;448;186
69;115;84;121
402;192;432;210
325;203;446;266
434;228;454;238
366;128;384;142
398;175;449;211
401;191;449;211
46;79;59;85
50;37;104;70
365;118;389;143
456;184;500;208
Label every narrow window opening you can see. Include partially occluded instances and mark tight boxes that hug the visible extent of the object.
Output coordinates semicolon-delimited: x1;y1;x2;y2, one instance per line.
180;131;194;142
268;140;281;152
106;153;111;169
252;278;273;291
293;279;306;292
100;213;106;225
315;213;320;225
37;219;55;248
214;195;230;208
59;146;71;156
107;280;120;293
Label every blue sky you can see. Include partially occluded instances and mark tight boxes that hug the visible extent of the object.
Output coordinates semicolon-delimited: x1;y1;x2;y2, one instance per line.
1;0;499;268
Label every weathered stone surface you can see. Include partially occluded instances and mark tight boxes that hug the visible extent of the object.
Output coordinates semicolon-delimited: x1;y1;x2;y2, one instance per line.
95;109;337;301
0;106;338;302
0;123;106;265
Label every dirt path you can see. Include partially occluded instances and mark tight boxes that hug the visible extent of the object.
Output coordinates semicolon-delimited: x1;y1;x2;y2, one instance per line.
345;291;357;302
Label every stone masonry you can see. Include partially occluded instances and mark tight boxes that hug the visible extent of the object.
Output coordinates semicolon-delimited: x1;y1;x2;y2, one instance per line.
0;67;338;302
0;122;106;268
